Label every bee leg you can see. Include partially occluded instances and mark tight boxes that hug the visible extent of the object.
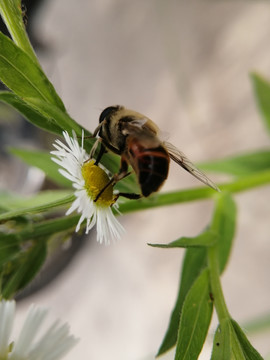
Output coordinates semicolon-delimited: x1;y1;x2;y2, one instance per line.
89;138;101;160
114;192;141;201
94;158;132;202
94;142;107;165
94;170;131;202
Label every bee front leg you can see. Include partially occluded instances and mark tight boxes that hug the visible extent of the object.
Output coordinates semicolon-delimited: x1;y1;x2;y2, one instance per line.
94;142;107;165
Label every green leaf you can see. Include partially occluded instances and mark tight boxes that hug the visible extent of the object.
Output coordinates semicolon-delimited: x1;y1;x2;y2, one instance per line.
24;97;84;137
0;236;20;267
157;194;236;356
0;91;63;135
157;248;207;356
9;147;72;187
0;192;74;221
0;190;72;210
199;150;270;177
148;230;218;249
251;73;270;135
231;319;264;360
211;192;237;273
0;32;65;111
175;269;213;360
211;320;231;360
0;214;80;244
0;0;39;65
1;239;47;298
211;318;264;360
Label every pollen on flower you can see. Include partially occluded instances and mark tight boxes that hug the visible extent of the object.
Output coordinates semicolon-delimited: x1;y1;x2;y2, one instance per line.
81;160;115;207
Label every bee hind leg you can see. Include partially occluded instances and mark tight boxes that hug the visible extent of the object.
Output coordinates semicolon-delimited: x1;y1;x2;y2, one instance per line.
114;192;141;201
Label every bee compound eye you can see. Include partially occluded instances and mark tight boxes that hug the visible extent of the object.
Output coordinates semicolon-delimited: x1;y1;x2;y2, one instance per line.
99;105;121;123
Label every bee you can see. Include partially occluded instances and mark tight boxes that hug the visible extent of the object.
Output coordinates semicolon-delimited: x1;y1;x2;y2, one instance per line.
91;105;219;201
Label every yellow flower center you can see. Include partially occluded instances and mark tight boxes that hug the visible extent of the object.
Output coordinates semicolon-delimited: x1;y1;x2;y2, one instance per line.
81;160;115;207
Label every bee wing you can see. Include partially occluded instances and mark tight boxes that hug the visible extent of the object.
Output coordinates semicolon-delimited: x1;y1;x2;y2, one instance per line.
164;141;220;192
121;118;159;137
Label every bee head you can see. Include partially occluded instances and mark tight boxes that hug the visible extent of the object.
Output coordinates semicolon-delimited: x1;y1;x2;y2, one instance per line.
99;105;122;123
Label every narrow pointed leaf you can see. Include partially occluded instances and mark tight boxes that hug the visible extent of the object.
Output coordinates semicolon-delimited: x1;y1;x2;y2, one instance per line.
211;320;231;360
0;190;72;211
148;230;217;249
199;150;270;176
0;91;63;135
0;236;20;266
231;319;264;360
157;248;207;356
0;215;80;244
175;269;213;360
0;32;65;111
0;0;39;65
251;73;270;135
0;192;74;221
24;97;83;137
2;239;47;298
211;192;237;273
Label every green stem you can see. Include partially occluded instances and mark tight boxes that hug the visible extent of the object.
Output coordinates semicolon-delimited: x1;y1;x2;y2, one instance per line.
207;245;230;321
1;169;270;222
0;0;40;66
119;169;270;214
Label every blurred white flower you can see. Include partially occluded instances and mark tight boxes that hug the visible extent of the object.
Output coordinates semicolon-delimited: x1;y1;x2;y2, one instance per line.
0;300;78;360
51;131;124;245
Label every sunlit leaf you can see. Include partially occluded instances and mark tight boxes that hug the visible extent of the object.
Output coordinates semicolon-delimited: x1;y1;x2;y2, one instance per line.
0;33;65;111
24;97;83;137
0;0;38;65
0;91;63;135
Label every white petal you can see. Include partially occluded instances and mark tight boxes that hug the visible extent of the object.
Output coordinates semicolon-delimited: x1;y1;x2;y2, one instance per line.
9;303;78;360
51;131;124;244
10;305;47;358
0;300;15;354
28;320;79;360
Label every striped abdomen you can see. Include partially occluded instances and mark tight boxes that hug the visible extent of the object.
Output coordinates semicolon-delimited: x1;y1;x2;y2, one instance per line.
127;138;170;197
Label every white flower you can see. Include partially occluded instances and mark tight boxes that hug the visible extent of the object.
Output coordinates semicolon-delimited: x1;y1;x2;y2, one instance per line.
51;131;124;245
0;300;78;360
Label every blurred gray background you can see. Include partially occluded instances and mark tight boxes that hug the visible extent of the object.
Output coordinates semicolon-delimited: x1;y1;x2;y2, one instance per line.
9;1;270;359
